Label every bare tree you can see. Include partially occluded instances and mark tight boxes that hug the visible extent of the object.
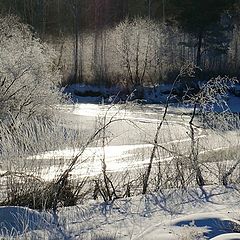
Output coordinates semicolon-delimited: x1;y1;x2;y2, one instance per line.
185;75;237;186
112;18;160;92
142;63;197;194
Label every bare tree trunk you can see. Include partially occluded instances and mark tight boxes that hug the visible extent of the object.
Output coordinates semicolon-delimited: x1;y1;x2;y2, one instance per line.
74;1;79;83
196;31;203;67
79;33;84;82
222;160;240;186
162;0;166;23
140;31;150;84
135;32;140;86
148;0;151;19
189;104;205;186
233;26;239;72
93;30;105;84
123;36;134;86
40;0;47;36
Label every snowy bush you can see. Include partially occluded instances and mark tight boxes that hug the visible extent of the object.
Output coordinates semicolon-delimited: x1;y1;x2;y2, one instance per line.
53;18;191;88
0;15;66;155
109;18;161;88
0;16;89;209
0;15;63;125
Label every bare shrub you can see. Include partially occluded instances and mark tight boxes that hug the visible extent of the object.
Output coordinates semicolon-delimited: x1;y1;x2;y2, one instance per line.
0;15;63;121
184;76;238;186
53;18;188;88
0;15;66;155
0;16;91;210
0;169;89;210
109;18;160;88
142;63;198;194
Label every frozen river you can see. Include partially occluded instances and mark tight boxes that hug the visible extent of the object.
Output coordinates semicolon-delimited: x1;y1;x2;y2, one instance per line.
28;103;239;180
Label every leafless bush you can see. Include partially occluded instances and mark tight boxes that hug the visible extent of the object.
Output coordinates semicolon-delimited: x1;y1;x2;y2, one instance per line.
0;15;91;210
0;15;63;121
141;63;198;194
0;15;67;158
0;170;89;210
110;18;160;88
52;18;190;87
184;76;238;186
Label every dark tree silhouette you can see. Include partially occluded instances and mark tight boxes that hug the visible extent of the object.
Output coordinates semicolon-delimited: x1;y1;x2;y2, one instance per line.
168;0;235;67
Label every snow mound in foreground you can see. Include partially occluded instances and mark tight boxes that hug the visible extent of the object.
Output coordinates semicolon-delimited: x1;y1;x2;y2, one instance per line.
171;213;240;239
211;233;240;240
136;212;240;240
0;206;53;236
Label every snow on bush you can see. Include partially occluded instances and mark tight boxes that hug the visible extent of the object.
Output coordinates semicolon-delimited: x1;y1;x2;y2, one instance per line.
56;18;185;88
108;18;162;87
0;15;71;160
0;15;63;123
0;16;84;208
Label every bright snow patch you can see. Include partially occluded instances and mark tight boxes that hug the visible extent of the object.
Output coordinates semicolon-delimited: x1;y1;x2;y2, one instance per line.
211;233;240;240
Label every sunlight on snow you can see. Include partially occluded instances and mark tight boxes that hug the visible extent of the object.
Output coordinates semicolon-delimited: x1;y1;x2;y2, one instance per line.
32;144;153;181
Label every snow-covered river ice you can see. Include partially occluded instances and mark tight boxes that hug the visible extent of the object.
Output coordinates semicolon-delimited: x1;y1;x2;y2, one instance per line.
29;103;239;181
1;104;240;240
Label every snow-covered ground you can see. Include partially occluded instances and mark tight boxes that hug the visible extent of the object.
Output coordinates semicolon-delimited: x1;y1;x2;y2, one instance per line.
0;186;240;239
63;82;240;113
1;83;240;239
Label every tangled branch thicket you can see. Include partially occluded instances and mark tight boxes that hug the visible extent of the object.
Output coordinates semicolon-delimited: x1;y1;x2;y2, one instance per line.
0;16;85;208
0;15;67;155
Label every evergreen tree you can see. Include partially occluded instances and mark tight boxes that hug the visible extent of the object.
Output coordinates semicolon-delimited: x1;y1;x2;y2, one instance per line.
168;0;235;67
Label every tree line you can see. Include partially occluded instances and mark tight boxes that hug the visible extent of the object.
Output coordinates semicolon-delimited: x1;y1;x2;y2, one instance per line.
1;0;240;86
0;1;237;33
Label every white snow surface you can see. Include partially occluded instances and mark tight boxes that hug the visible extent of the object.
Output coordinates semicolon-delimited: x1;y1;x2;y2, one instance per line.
211;233;240;240
64;83;240;113
1;186;240;239
2;85;240;239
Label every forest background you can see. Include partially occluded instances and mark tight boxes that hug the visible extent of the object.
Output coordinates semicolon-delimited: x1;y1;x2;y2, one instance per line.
1;0;240;92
